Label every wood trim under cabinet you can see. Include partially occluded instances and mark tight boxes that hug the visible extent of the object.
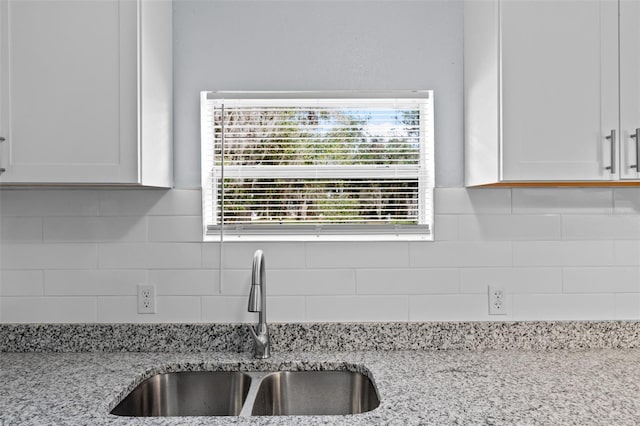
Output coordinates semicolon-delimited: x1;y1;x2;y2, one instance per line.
470;181;640;188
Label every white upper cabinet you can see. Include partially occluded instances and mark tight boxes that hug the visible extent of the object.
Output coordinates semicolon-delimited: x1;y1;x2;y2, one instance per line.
501;0;618;182
465;0;637;185
0;0;172;186
620;0;640;180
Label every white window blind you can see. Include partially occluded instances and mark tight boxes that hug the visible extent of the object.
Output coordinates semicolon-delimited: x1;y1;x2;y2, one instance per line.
201;91;434;241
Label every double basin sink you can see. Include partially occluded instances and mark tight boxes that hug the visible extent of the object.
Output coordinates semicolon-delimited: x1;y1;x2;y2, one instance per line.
110;368;380;417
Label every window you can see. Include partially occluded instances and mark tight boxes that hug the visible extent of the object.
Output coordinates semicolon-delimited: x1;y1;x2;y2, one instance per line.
201;91;434;241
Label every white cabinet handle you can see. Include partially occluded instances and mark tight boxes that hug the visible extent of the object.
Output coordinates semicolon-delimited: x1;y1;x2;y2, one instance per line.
605;129;616;174
630;128;640;170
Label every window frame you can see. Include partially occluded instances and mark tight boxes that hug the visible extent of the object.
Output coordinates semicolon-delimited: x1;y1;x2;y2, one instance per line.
200;91;435;242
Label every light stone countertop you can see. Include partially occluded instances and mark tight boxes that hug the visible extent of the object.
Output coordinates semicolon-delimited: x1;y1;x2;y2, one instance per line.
2;349;640;425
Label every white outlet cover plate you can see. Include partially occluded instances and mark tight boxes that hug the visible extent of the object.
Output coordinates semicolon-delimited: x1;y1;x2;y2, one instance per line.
488;285;507;315
137;284;156;314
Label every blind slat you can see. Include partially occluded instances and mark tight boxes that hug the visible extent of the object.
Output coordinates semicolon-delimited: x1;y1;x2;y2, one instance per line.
211;166;423;179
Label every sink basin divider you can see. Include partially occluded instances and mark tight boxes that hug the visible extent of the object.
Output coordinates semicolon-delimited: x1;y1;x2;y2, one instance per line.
238;372;271;417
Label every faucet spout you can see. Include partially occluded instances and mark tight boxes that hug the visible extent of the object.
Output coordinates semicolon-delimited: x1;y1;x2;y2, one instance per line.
247;249;270;358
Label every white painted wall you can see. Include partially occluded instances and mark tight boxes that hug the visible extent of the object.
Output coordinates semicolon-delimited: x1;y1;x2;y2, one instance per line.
1;187;640;323
2;1;640;323
173;0;464;188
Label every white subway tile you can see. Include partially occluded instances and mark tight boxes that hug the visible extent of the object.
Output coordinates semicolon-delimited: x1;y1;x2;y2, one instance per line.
513;241;614;267
98;189;201;216
512;294;615;320
44;217;147;242
266;296;306;322
98;243;202;269
202;296;253;323
270;296;306;322
614;241;640;266
220;268;356;296
268;296;307;322
0;296;97;323
97;296;202;323
512;188;613;214
433;215;458;240
44;270;145;296
434;188;511;214
1;218;43;242
563;267;640;293
269;269;356;296
0;190;99;217
306;242;409;268
202;296;305;323
409;241;512;267
225;243;306;269
562;215;640;240
459;268;562;294
204;242;306;269
149;269;219;295
0;271;44;296
409;294;497;321
458;214;561;241
305;296;408;322
202;243;221;269
219;269;251;295
613;188;640;214
1;244;97;269
356;269;458;294
149;216;202;242
615;293;640;320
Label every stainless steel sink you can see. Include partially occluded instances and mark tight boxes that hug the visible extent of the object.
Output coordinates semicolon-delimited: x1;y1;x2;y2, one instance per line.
251;371;380;416
111;368;379;417
110;371;251;416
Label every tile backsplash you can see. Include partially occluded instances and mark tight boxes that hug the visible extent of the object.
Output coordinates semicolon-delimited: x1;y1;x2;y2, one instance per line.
1;187;639;323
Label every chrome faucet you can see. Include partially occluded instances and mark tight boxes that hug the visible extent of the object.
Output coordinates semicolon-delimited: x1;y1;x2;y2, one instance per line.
247;249;270;358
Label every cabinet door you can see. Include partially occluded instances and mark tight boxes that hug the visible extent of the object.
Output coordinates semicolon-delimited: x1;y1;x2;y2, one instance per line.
0;0;137;183
620;0;640;180
500;0;619;181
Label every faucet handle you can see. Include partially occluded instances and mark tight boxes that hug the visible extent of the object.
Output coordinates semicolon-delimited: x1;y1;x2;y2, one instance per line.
248;324;259;342
248;324;270;358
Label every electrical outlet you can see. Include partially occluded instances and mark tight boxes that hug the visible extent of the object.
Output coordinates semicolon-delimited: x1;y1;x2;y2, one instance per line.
137;284;156;314
488;285;507;315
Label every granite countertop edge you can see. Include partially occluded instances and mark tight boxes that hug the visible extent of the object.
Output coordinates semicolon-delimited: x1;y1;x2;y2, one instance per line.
3;320;640;352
